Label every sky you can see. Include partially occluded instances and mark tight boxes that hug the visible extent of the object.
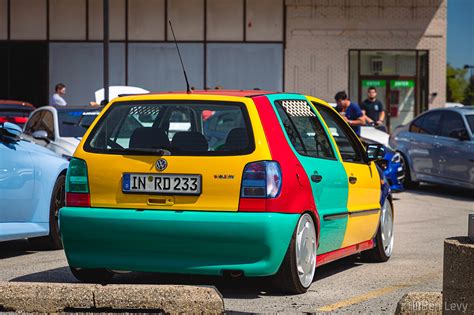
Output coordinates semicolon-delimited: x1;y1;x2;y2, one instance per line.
447;0;474;69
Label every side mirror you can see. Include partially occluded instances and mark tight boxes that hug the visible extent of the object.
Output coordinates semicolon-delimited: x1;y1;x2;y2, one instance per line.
0;122;23;141
366;143;385;161
32;130;51;143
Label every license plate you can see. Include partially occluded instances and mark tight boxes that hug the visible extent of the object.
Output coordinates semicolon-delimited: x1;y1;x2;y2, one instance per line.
122;173;201;195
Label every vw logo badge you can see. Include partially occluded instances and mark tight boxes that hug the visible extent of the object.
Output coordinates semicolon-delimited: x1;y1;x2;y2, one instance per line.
155;158;168;171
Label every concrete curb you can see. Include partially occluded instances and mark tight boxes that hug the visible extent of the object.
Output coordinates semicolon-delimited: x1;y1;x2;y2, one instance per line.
395;292;442;315
0;282;224;313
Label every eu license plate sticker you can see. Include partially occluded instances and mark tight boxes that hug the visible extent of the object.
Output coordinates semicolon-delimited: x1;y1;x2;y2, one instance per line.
122;173;201;195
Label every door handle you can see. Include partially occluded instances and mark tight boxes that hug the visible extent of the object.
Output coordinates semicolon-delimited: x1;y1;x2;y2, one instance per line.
349;176;357;184
311;174;323;183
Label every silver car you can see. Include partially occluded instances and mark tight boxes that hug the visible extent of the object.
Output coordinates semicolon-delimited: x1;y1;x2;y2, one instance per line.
23;106;101;160
389;106;474;190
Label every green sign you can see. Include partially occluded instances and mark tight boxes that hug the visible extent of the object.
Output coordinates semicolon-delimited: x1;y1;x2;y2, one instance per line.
362;80;386;88
391;80;415;88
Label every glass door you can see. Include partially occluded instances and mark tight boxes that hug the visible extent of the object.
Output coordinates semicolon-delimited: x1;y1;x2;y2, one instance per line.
359;76;416;132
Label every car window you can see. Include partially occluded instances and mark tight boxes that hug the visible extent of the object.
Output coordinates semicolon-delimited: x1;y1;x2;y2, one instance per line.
440;111;467;139
466;115;474;134
274;100;335;159
58;109;101;138
314;103;365;163
409;115;425;133
24;112;44;135
24;111;54;140
418;111;442;135
42;111;55;140
85;101;254;156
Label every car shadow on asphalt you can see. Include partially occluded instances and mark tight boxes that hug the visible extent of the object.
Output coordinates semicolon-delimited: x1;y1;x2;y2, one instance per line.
0;240;35;260
405;183;474;201
10;254;364;299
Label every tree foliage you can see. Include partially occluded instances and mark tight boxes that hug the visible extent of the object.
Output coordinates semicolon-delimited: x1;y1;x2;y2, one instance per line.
446;64;468;103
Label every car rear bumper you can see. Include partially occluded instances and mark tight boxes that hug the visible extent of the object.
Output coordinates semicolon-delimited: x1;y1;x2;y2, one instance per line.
59;207;299;277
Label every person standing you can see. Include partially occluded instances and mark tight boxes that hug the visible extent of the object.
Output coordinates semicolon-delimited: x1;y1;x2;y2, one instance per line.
361;86;386;131
50;83;67;106
334;91;365;136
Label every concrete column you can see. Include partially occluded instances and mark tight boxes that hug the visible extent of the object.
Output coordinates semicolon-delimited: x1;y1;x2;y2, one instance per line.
443;237;474;314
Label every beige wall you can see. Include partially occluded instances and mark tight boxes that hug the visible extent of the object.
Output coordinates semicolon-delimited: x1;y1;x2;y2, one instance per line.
285;0;447;108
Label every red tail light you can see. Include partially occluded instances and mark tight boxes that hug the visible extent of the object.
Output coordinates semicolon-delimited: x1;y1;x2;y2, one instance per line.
66;193;91;207
0;116;28;124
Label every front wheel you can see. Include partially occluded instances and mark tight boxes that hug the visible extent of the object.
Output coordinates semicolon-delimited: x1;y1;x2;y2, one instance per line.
70;267;114;284
272;213;317;294
362;198;394;262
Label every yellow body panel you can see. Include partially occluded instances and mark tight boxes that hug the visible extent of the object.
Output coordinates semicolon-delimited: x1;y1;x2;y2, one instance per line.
73;94;272;211
340;161;381;247
305;96;381;247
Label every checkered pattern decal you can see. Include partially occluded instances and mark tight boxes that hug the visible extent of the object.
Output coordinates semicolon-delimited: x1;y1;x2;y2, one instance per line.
280;100;315;117
130;105;161;116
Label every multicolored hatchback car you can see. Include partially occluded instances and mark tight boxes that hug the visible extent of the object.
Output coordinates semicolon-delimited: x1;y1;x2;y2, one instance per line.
60;90;394;294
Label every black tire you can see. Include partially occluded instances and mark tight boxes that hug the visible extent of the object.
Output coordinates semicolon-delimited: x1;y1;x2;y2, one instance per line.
399;153;419;189
28;174;65;250
271;214;316;295
362;199;394;263
70;267;114;284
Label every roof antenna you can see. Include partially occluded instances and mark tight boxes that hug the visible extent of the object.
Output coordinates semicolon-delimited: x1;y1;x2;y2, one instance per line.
169;20;191;94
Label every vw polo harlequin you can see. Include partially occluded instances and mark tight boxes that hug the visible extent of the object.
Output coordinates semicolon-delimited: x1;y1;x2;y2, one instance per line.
60;90;394;294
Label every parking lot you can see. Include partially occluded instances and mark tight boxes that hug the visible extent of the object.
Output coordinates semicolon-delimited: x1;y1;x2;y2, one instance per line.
0;184;472;314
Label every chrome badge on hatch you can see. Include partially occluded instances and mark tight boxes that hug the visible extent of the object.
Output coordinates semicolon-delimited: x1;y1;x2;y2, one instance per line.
155;158;168;171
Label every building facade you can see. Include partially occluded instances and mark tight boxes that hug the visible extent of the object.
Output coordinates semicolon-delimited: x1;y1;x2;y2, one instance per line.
0;0;446;130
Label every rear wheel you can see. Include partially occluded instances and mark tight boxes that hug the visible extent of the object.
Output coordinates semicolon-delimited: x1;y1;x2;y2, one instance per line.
362;198;394;262
29;175;65;250
399;153;419;189
70;267;114;284
272;213;317;294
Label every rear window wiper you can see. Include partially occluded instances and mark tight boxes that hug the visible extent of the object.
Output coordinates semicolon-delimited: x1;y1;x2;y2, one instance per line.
123;148;172;156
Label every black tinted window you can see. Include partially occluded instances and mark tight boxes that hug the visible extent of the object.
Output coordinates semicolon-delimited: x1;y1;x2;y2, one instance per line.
419;112;442;135
314;103;364;163
58;109;101;137
409;116;424;133
275;100;335;159
440;112;467;138
466;115;474;134
85;101;254;156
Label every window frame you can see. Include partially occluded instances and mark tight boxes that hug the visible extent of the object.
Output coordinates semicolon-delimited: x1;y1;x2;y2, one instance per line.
274;100;337;161
83;99;256;156
313;102;369;164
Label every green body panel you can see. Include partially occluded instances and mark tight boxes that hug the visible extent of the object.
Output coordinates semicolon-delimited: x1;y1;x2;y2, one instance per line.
266;94;349;254
59;207;299;276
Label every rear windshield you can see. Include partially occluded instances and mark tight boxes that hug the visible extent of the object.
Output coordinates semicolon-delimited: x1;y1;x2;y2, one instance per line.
84;101;255;156
58;109;101;137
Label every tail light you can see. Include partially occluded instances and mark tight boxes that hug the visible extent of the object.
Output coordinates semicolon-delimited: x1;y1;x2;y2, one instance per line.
0;116;28;124
65;157;90;207
241;161;282;198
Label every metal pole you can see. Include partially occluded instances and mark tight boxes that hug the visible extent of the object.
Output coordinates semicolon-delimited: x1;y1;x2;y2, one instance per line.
103;0;109;105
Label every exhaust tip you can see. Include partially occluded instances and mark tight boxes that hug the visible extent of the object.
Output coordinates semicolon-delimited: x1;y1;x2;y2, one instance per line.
223;270;244;278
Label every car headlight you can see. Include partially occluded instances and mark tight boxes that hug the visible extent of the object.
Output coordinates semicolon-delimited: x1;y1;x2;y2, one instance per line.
391;152;401;164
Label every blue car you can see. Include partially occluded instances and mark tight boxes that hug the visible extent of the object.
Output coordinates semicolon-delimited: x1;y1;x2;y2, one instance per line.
361;137;404;192
0;122;68;248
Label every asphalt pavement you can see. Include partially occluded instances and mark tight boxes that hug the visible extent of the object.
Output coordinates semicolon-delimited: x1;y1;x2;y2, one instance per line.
1;184;473;314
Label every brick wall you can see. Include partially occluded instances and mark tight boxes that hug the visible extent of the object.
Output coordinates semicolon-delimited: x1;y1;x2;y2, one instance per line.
285;0;447;108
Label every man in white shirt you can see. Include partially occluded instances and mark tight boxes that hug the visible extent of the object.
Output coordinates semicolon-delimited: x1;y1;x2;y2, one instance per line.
50;83;67;106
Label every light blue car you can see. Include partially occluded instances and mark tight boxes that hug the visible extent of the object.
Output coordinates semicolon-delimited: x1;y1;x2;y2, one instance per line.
0;122;68;248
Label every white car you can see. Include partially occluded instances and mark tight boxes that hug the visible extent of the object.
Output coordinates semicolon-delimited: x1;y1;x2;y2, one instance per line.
23;106;101;159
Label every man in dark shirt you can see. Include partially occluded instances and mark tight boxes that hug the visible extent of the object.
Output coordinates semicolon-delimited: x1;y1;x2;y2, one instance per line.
334;91;365;136
361;87;386;131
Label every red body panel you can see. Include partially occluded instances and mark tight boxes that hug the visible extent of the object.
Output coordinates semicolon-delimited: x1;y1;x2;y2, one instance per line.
248;96;319;222
317;240;375;266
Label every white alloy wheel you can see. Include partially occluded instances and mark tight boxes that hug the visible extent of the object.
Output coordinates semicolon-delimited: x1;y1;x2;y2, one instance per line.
295;213;317;288
380;200;394;257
